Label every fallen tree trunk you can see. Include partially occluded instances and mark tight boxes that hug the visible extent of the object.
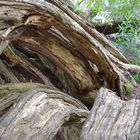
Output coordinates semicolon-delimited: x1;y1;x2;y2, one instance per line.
0;0;140;100
81;88;140;140
0;0;140;139
0;87;88;140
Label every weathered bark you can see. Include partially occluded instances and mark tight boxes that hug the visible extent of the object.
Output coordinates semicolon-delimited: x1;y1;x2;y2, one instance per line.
0;60;19;84
0;88;88;140
0;0;140;139
0;83;54;99
0;0;140;101
81;88;140;140
0;83;55;117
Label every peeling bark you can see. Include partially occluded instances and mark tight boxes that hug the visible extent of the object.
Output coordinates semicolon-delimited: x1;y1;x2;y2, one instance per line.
0;0;140;99
0;0;140;139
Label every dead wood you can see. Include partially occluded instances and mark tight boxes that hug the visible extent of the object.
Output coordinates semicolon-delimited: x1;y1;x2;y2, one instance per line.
0;0;140;139
0;88;88;140
81;88;140;140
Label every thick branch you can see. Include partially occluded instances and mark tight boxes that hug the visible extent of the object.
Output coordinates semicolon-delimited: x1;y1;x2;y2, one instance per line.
0;88;88;140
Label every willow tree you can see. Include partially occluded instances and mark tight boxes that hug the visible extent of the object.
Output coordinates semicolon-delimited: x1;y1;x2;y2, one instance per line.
0;0;140;140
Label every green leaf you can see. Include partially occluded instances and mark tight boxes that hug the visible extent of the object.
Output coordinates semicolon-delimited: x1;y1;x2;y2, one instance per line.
125;81;134;95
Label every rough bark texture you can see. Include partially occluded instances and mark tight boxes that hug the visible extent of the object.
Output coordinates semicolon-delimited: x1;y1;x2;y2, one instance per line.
81;88;140;140
0;0;140;101
0;88;88;140
0;0;140;140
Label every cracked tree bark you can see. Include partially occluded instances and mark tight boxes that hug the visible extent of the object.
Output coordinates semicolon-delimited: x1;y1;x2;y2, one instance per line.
81;88;140;140
0;87;88;140
0;0;140;140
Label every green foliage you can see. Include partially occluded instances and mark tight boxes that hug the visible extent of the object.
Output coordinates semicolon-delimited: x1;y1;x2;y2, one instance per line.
68;0;140;23
125;81;134;95
73;0;82;12
114;17;140;84
67;0;140;84
115;17;140;61
132;72;140;84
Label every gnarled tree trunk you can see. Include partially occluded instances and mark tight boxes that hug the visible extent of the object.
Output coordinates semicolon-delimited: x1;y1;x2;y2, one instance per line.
0;0;140;139
81;88;140;140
